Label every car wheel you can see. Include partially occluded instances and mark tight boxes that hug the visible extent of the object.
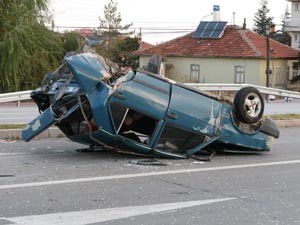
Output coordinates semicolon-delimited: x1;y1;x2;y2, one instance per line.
233;87;264;124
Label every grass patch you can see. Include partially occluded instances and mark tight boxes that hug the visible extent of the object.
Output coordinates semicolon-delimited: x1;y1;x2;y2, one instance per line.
266;114;300;120
0;124;26;130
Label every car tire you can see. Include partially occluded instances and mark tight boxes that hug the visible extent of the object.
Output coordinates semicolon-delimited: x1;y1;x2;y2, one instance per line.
233;87;264;124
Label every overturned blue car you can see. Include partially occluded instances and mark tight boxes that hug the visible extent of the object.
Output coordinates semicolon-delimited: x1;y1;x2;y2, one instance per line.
23;53;279;159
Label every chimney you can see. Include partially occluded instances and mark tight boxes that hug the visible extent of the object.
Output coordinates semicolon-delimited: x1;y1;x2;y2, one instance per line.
270;24;276;33
243;18;247;29
213;5;220;21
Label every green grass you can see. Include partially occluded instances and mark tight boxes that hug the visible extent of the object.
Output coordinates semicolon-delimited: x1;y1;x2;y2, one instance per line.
0;124;26;130
266;114;300;120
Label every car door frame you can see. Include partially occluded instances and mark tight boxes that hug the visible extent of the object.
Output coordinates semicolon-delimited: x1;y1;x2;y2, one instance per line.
152;83;222;159
106;72;172;154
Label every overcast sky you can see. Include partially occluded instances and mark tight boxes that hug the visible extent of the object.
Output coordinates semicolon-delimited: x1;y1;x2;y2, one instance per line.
50;0;289;44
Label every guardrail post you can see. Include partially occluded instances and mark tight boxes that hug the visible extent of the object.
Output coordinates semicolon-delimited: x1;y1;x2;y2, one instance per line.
17;101;20;107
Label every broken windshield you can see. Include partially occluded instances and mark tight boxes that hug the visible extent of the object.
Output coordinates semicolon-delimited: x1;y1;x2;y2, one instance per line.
41;63;74;92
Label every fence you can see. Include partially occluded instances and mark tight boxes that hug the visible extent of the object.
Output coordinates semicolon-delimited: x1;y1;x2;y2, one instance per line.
1;83;300;106
186;83;300;99
0;91;32;105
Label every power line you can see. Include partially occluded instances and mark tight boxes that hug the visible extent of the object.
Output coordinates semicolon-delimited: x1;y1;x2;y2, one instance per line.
49;25;196;30
141;31;192;34
124;21;199;24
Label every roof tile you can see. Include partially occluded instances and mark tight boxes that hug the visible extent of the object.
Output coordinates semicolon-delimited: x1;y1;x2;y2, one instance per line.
135;25;300;59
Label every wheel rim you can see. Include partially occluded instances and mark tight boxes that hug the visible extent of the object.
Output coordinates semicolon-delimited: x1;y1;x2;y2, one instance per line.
244;93;262;118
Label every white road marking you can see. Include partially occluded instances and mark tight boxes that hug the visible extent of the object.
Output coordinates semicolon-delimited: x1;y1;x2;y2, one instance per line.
1;159;300;190
0;153;22;156
1;198;235;225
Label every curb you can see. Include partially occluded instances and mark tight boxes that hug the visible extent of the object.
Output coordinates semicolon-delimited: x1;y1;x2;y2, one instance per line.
0;128;65;140
0;120;300;140
275;119;300;128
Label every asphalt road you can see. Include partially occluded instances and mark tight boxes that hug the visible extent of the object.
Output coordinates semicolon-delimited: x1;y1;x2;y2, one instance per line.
1;100;300;124
264;99;300;115
0;127;299;225
0;104;39;124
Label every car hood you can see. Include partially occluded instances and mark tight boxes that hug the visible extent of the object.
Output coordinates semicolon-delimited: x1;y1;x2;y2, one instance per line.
65;53;112;92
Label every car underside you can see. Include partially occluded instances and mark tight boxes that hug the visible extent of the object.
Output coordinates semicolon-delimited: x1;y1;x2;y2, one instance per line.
23;53;280;159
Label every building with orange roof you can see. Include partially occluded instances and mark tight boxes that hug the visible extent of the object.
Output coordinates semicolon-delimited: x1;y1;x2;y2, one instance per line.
136;24;300;90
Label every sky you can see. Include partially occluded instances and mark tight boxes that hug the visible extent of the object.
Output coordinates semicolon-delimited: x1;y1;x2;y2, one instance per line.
50;0;289;44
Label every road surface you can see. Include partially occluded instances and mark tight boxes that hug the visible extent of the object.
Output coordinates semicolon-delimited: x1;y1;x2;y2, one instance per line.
0;127;299;224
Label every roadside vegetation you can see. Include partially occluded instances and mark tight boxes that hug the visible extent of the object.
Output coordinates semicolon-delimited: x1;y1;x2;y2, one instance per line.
0;0;140;94
0;0;82;93
96;0;140;69
266;114;300;120
0;124;26;130
254;0;290;45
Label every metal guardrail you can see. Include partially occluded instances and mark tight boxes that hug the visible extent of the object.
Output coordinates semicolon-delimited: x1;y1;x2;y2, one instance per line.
0;91;32;104
0;83;300;105
185;83;300;99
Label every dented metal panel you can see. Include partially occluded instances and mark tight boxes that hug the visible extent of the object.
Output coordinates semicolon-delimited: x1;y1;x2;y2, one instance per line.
110;72;171;120
23;53;280;160
167;85;220;136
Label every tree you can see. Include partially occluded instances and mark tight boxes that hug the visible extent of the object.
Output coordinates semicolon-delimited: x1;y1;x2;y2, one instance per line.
96;37;140;69
254;0;273;36
270;7;291;45
270;29;290;46
99;0;132;47
0;0;64;93
62;32;84;54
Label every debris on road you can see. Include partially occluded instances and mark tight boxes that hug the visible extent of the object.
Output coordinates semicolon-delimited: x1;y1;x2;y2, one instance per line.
128;159;168;166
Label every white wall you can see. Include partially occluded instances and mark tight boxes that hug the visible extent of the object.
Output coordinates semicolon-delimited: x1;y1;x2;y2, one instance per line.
289;1;300;49
140;56;262;85
291;1;300;25
140;56;289;87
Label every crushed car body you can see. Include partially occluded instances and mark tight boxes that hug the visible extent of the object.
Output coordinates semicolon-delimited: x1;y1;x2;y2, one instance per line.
22;53;280;159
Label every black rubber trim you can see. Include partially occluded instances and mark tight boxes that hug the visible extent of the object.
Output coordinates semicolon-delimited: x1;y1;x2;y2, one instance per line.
260;118;280;139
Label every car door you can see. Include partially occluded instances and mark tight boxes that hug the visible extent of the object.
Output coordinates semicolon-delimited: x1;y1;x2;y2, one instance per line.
154;84;221;156
108;72;171;153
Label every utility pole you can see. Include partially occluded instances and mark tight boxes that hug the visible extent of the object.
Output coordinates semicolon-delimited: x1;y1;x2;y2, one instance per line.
266;26;271;101
139;27;142;40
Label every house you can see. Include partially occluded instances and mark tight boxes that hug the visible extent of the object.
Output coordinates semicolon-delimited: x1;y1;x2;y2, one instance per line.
139;41;154;50
75;28;96;38
285;0;300;50
136;24;300;90
284;0;300;91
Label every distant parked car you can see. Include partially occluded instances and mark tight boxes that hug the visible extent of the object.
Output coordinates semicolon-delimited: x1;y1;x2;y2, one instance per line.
268;95;276;101
284;97;293;102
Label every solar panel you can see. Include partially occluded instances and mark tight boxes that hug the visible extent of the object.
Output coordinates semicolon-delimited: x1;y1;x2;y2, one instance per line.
192;21;227;39
192;21;208;38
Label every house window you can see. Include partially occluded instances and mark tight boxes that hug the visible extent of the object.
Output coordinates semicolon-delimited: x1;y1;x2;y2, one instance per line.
234;66;245;83
295;3;299;11
295;34;298;41
190;64;200;83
